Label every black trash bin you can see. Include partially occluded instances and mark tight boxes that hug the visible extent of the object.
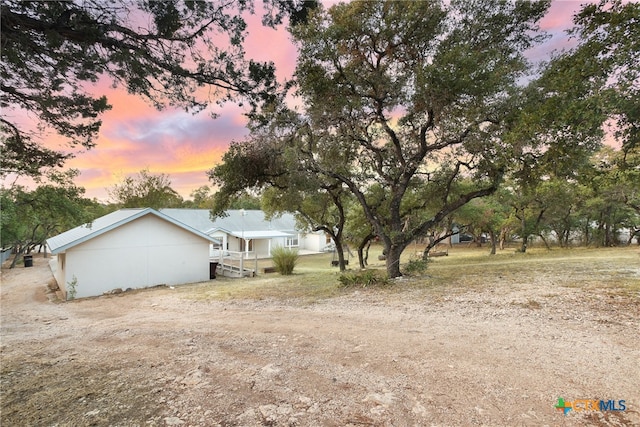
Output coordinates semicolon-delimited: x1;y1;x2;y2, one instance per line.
24;254;33;267
210;262;219;279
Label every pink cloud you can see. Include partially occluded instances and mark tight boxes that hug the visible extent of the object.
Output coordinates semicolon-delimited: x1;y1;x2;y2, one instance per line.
65;85;252;201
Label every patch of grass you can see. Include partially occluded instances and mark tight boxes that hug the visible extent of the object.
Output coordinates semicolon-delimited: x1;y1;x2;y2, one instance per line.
177;245;640;303
181;253;348;303
337;270;390;288
423;246;639;282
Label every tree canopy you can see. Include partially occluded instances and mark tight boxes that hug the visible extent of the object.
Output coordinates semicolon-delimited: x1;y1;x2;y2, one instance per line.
288;0;553;277
0;0;316;178
0;170;99;267
108;169;183;209
211;0;556;277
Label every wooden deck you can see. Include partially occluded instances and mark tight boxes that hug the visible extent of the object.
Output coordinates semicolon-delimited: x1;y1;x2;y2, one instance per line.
211;250;257;278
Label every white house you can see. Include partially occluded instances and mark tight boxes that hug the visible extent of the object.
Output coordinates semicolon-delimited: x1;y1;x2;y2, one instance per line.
160;209;330;258
47;208;218;300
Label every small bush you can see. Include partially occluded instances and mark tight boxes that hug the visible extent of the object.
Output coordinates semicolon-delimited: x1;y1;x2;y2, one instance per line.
338;270;390;288
404;258;429;276
67;275;78;300
271;246;299;275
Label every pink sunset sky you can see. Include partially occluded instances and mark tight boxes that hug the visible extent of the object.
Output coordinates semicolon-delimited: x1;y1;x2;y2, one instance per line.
8;0;597;202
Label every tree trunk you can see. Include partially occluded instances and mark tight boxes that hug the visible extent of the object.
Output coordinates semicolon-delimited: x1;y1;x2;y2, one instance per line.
499;228;507;250
488;229;497;255
357;233;375;269
334;240;347;272
538;233;551;250
385;244;404;278
518;235;528;253
9;246;24;269
604;220;612;246
364;240;372;265
518;215;527;252
583;223;591;246
357;247;365;269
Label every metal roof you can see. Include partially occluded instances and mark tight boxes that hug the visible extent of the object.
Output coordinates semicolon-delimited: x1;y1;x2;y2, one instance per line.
46;208;218;254
159;209;218;233
160;209;298;237
234;230;294;239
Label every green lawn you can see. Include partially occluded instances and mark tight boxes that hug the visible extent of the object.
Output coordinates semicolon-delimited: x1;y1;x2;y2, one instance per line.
177;244;640;302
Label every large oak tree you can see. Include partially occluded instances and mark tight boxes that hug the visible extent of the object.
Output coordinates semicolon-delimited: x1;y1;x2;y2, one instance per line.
287;0;550;277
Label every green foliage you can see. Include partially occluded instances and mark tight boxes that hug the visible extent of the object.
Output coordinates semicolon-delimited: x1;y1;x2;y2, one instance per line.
499;1;640;249
338;270;390;289
208;137;285;218
108;169;183;209
403;258;429;276
271;246;299;275
184;186;214;209
571;0;639;153
208;112;352;269
287;0;550;278
1;0;318;178
229;192;262;211
67;275;78;300
0;170;99;264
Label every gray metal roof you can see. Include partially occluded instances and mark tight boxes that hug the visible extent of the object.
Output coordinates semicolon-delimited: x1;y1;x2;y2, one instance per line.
47;208;218;254
160;209;298;238
159;209;218;233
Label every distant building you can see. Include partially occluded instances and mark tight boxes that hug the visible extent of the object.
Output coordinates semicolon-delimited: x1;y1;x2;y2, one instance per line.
160;209;328;258
47;208;328;299
47;208;217;300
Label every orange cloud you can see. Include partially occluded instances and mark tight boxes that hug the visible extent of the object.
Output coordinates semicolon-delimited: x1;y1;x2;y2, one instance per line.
65;84;250;201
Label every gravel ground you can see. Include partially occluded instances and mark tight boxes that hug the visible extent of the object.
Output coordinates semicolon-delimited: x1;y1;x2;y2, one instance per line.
1;253;639;426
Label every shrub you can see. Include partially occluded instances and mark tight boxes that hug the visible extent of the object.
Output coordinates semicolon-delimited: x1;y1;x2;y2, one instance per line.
403;258;429;276
271;246;299;275
338;270;390;288
67;275;78;300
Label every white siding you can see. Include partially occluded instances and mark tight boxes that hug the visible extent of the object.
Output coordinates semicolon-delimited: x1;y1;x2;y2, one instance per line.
300;232;328;252
63;215;210;299
52;253;67;297
253;238;271;257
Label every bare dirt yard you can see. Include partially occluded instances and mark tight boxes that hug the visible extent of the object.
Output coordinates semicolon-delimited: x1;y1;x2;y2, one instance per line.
1;247;639;426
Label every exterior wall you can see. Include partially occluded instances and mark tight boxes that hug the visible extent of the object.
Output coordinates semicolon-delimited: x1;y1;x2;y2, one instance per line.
229;235;243;252
210;230;328;260
63;215;210;299
300;232;329;252
49;253;67;299
253;238;272;258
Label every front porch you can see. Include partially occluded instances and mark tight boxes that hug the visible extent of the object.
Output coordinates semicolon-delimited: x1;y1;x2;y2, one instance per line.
210;248;322;278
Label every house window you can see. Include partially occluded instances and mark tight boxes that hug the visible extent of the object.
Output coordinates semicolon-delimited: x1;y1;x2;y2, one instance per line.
326;234;332;244
286;236;299;248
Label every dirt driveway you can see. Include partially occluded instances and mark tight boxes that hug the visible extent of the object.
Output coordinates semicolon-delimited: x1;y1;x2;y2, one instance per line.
1;253;639;426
